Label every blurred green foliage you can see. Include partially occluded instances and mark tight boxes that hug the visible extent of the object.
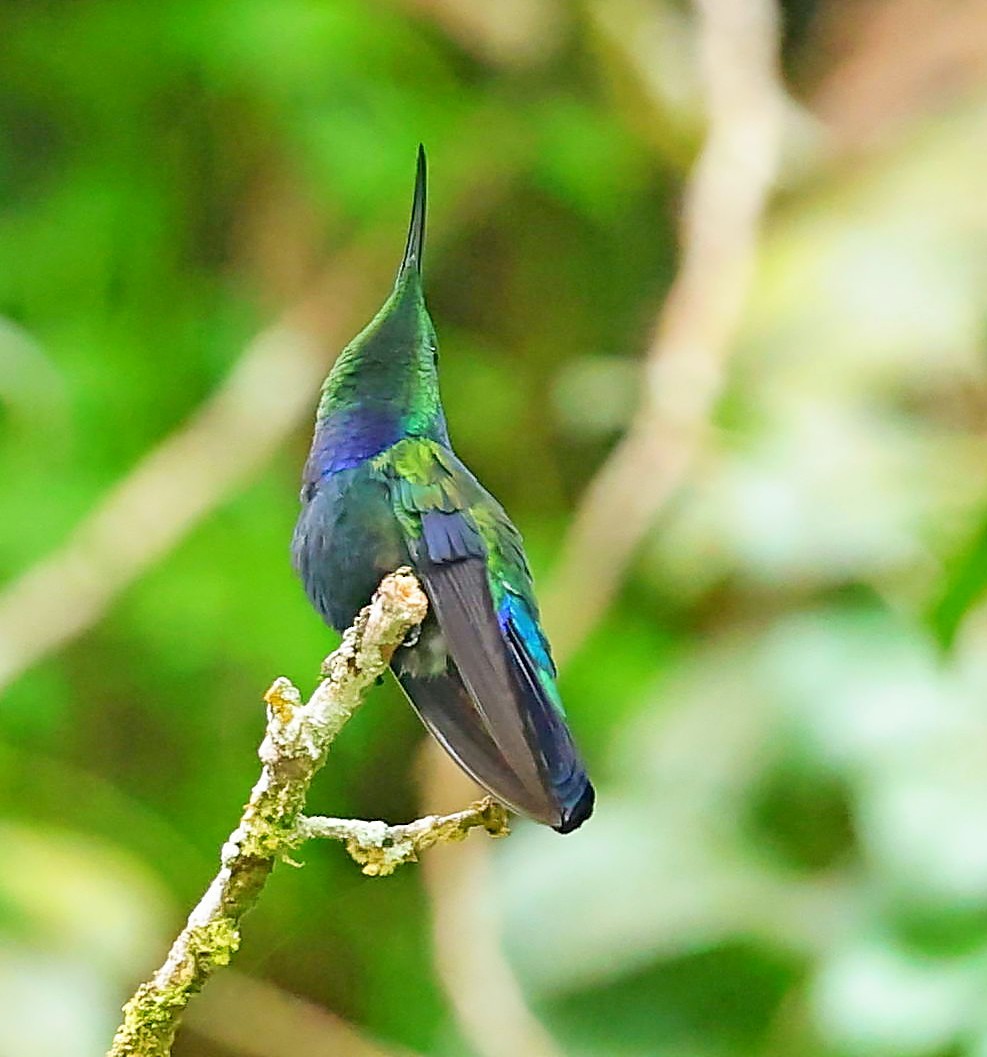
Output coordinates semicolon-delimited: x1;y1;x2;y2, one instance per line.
3;1;987;1056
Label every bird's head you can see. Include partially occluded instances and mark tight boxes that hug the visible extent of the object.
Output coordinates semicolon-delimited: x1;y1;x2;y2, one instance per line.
316;145;445;444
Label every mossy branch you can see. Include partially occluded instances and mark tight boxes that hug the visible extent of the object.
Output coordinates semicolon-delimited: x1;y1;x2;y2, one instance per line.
295;798;510;877
107;568;509;1057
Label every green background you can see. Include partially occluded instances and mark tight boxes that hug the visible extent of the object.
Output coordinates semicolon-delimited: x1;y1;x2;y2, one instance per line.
3;1;987;1055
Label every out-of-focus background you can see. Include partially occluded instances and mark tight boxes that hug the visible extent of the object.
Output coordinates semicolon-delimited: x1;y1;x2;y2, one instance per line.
3;1;987;1055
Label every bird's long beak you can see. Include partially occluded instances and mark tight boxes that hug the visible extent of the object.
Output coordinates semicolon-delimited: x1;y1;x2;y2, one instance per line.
398;144;427;279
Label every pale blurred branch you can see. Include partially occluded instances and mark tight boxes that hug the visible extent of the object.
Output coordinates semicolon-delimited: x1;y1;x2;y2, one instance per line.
418;5;786;1057
543;0;786;662
107;570;505;1057
187;971;426;1057
421;753;569;1057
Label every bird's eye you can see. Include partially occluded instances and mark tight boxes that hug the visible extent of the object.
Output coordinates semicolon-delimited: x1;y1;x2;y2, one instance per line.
433;350;439;366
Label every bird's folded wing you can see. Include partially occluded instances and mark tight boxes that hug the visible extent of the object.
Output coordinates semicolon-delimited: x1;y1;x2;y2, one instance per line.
379;439;587;827
420;551;556;814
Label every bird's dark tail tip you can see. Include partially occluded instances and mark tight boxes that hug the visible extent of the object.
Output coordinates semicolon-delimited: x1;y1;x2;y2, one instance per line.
399;144;427;278
553;779;595;834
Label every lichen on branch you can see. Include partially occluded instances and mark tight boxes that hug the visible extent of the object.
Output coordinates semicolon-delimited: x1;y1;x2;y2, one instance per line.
297;798;510;877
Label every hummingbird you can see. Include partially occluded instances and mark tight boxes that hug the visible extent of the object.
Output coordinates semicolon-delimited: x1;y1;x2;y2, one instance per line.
292;146;594;832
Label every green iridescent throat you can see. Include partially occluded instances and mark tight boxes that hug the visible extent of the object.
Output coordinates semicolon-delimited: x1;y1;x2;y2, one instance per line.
317;271;446;441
